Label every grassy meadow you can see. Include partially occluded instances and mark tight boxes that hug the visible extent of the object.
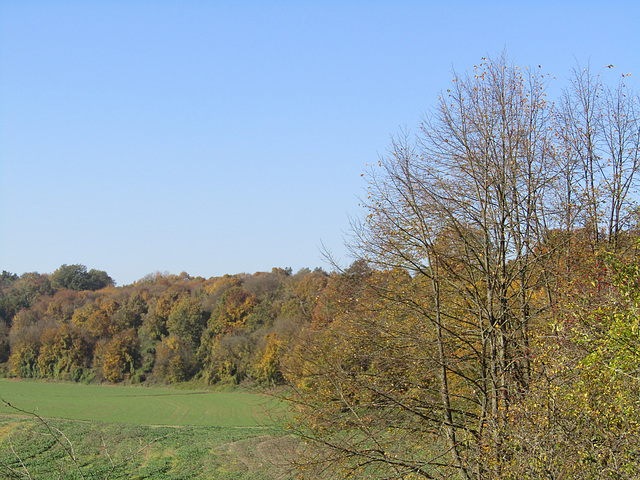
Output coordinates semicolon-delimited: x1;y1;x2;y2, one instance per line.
0;380;296;479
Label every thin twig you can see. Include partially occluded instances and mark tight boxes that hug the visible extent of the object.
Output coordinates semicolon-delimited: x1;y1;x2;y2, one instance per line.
7;434;32;479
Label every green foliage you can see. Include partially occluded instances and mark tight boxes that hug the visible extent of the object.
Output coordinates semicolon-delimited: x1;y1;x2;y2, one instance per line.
0;272;52;323
50;264;114;291
167;297;208;348
497;249;640;479
112;290;149;331
0;417;291;480
0;322;9;364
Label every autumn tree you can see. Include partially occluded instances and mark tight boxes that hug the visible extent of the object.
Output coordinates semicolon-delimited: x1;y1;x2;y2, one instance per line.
367;54;557;477
499;246;640;479
254;332;284;384
281;267;445;478
282;54;593;479
281;54;640;479
37;323;91;380
198;287;258;384
8;308;45;378
111;290;149;331
72;300;120;338
0;266;334;388
153;335;197;383
200;333;253;384
100;329;140;383
202;286;257;337
252;269;329;384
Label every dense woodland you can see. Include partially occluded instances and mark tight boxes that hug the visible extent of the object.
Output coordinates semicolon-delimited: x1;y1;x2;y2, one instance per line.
3;55;640;479
0;263;332;386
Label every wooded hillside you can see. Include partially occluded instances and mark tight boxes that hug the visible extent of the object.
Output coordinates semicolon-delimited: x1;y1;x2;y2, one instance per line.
0;264;331;386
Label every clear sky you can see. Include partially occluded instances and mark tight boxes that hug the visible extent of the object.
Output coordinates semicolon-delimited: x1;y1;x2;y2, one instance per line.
1;1;639;285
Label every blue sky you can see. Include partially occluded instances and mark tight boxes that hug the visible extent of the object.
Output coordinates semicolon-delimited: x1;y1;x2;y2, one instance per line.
1;1;639;285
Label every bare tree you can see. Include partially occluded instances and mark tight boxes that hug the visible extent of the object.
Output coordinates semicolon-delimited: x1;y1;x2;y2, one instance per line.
280;54;559;480
558;65;640;249
361;54;559;477
282;55;640;480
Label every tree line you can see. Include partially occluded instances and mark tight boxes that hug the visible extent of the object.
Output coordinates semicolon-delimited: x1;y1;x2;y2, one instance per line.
0;264;337;386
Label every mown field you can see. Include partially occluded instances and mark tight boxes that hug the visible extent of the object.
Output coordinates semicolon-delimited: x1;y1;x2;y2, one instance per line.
0;380;296;479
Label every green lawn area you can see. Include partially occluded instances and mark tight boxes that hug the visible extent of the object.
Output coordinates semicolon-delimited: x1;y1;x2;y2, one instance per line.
0;380;296;479
0;379;279;427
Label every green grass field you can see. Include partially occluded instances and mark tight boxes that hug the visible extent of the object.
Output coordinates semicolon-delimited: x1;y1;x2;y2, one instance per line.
0;380;296;479
0;380;278;427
